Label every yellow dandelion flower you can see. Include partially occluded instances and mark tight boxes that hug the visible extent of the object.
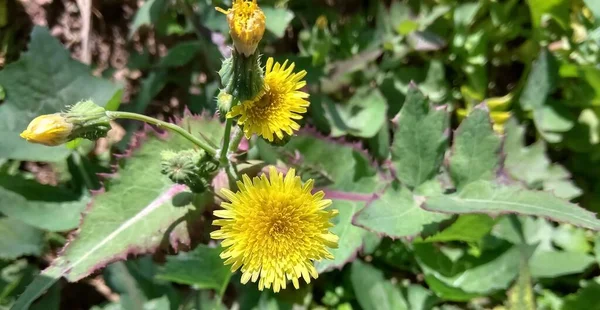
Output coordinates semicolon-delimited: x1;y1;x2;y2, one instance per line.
227;57;309;142
20;113;73;146
211;166;338;292
216;0;266;56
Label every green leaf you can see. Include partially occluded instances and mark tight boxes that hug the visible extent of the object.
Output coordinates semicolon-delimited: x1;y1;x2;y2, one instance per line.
327;88;387;138
520;49;557;111
422;215;496;243
0;218;44;259
104;262;150;310
526;0;570;30
129;0;167;38
529;251;595;278
262;7;294;38
12;116;223;310
449;106;502;190
158;41;202;68
350;260;408;310
415;244;535;296
353;182;448;239
0;26;121;162
562;282;600;310
405;285;440;310
0;174;88;232
584;0;600;21
156;244;231;295
503;118;581;199
423;181;600;230
391;86;449;188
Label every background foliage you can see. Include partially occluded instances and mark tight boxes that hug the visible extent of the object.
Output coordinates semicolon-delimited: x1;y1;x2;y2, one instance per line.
2;0;600;309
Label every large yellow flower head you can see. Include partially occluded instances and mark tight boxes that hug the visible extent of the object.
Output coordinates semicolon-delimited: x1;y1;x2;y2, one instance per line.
227;57;310;142
216;0;266;56
20;113;73;146
211;166;338;292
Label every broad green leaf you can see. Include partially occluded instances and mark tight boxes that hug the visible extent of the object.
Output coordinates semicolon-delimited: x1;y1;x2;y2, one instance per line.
424;181;600;230
262;7;294;38
526;0;569;30
595;235;600;265
105;262;148;310
584;0;600;21
327;88;387;138
503;118;581;199
553;225;592;253
0;174;88;232
415;244;534;296
0;26;121;162
350;260;408;310
353;182;448;239
0;218;44;259
529;251;595;278
156;244;231;295
520;49;557;111
507;259;535;310
422;215;496;243
12;116;223;310
391;86;449;188
129;0;167;38
405;285;440;310
562;282;600;310
158;41;202;68
449;106;502;190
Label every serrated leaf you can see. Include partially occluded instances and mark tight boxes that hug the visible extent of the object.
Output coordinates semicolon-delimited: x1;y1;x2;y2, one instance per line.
422;215;496;243
156;244;231;295
391;86;449;188
350;260;408;310
0;174;88;232
0;218;44;259
529;251;595;278
449;106;502;190
262;7;294;38
0;26;121;162
353;182;448;239
424;181;600;230
12;116;224;310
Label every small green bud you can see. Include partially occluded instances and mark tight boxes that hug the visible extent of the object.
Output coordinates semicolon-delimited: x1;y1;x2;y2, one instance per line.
217;91;233;116
218;50;264;105
160;149;215;193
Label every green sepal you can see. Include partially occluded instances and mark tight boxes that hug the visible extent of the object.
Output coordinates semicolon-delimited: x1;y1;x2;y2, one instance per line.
218;50;264;107
63;100;111;141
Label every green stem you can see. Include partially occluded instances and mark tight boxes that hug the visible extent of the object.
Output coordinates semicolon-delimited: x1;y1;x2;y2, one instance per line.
107;111;217;157
71;151;96;190
219;119;233;165
228;126;244;153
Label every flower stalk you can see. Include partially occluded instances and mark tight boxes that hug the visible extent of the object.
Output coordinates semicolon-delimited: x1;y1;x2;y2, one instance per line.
106;111;217;157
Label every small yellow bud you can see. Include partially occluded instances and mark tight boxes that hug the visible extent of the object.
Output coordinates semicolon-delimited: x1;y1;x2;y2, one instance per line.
316;15;328;30
216;0;266;57
20;114;73;146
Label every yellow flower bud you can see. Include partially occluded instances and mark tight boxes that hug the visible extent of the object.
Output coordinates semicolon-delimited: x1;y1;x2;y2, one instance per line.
20;113;73;146
216;0;266;57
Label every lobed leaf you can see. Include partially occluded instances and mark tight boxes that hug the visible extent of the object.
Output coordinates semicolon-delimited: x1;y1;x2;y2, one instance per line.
391;85;449;188
449;105;502;190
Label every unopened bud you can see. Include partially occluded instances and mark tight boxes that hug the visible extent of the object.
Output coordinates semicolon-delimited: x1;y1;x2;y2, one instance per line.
216;0;266;57
20;100;110;146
